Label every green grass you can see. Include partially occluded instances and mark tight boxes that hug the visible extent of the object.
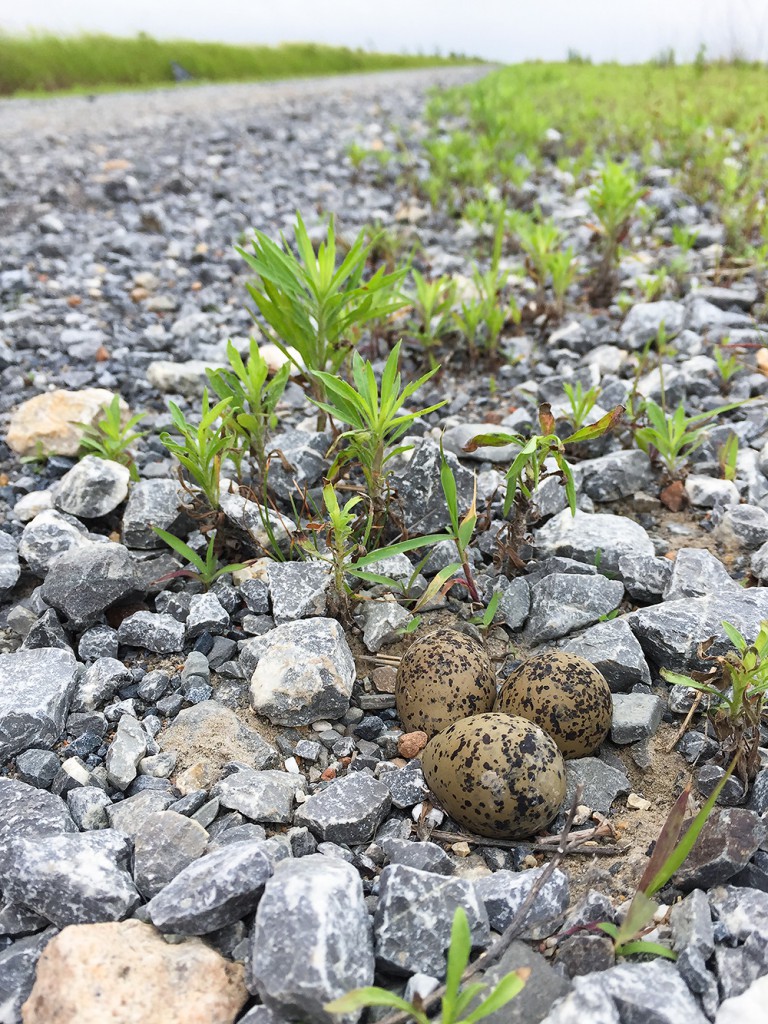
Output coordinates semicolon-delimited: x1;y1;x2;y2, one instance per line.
421;60;768;257
0;31;478;97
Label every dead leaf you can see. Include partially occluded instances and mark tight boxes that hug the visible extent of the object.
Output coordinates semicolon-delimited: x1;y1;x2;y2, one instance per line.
660;479;688;511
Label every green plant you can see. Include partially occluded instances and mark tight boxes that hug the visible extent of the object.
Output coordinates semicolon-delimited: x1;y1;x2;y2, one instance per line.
158;390;235;511
325;907;528;1024
663;622;768;782
77;394;146;481
562;381;601;431
719;432;739;480
548;247;578;316
438;445;481;602
469;590;502;630
205;338;289;482
633;398;744;478
152;527;249;587
597;761;735;958
238;212;407;422
409;269;457;363
515;215;561;306
465;404;623;517
714;343;742;383
587;161;644;306
310;341;446;535
639;267;669;301
671;224;699;254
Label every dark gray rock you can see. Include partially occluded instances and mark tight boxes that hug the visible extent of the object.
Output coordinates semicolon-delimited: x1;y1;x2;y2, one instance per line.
212;769;306;823
147;839;272;934
496;577;531;631
695;763;747;806
472;940;572;1024
378;837;456;875
0;648;79;762
534;510;654;573
53;455;130;518
610;693;664;744
663;547;738;601
381;766;428;809
684;474;740;508
267;561;332;624
42;540;137;628
106;789;176;838
555;934;615;978
265;428;329;502
106;714;147;791
0;829;140;927
617;553;671;604
575;450;657;502
67;785;111;830
561;617;651;691
20;607;71;652
133;810;209;898
248;854;374;1024
747;767;768;814
295;772;391;844
357;599;412;652
393;438;476;534
525;573;624;643
117;610;185;653
717;503;768;550
0;531;20;595
243;618;356;726
675;808;767;889
670;888;715;995
77;623;119;661
0;778;76;842
18;509;89;575
540;978;619;1023
629;590;768;672
122;478;185;548
240;578;270;614
561;758;630;818
620;300;686;348
474;867;569;939
374;863;490;977
186;592;230;638
73;657;132;712
0;927;58;1024
15;748;60;789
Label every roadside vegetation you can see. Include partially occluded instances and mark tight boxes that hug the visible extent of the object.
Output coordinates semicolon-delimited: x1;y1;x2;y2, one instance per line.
0;31;476;97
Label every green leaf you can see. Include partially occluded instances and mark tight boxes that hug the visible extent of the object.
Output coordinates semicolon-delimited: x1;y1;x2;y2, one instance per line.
461;969;528;1024
445;908;472;1011
615;940;677;961
151;527;205;575
324;987;422;1019
722;620;747;652
463;432;521;453
562;405;624;444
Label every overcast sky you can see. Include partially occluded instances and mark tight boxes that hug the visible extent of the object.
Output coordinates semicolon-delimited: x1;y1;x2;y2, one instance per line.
2;0;767;63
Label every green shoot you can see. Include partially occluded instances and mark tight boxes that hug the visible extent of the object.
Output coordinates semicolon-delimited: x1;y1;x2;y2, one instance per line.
77;394;146;481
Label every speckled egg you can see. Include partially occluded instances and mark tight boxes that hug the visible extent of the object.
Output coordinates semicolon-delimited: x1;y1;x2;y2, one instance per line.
495;650;612;759
421;712;566;838
395;628;496;738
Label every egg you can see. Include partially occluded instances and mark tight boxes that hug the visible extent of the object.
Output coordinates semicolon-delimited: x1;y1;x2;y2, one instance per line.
421;712;566;838
395;628;496;738
495;650;612;759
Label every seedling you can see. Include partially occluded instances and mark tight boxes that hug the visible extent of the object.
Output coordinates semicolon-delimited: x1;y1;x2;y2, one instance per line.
633;398;745;478
326;907;528;1024
409;270;456;362
719;432;739;481
562;381;601;431
77;394;146;481
663;622;768;782
588;161;644;305
158;390;234;512
152;527;249;587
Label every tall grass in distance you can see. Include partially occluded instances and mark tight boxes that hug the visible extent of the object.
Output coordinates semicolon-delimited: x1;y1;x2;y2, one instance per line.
0;31;479;97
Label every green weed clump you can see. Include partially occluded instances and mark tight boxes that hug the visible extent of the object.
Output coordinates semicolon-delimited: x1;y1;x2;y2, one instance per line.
0;31;476;96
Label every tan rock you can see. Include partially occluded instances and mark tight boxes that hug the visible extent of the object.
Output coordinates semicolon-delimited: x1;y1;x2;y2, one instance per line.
22;919;248;1024
398;731;428;759
7;389;129;457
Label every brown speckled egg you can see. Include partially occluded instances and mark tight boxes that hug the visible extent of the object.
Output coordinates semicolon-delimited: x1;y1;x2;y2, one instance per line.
421;712;566;838
395;628;496;738
495;650;612;759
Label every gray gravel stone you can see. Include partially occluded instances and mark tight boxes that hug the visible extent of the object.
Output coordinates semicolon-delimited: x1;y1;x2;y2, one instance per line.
147;839;272;934
617;553;672;603
0;927;58;1024
41;540;137;628
122;478;185;548
685;475;740;508
18;508;89;574
475;867;569;939
106;714;148;791
53;455;130;518
132;809;209;899
243;617;356;726
620;300;686;349
525;573;624;642
0;648;79;762
106;789;176;838
357;598;412;652
212;769;306;823
0;828;140;927
629;590;768;672
575;450;657;502
67;785;111;830
73;656;132;712
717;503;768;550
0;778;77;842
472;941;572;1024
496;576;531;631
675;809;766;889
561;617;651;691
534;510;654;573
378;837;456;875
117;610;185;652
0;530;20;595
295;772;391;844
663;547;738;601
266;561;332;624
248;854;374;1024
610;693;664;744
561;757;630;818
374;863;490;977
670;888;715;995
393;439;476;534
380;766;428;809
186;591;230;638
265;428;329;502
77;623;119;661
15;748;60;789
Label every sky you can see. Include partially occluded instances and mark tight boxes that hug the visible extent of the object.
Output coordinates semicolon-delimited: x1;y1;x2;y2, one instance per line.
2;0;768;63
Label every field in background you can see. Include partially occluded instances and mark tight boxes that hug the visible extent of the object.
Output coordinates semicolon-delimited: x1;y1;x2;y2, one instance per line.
0;32;477;97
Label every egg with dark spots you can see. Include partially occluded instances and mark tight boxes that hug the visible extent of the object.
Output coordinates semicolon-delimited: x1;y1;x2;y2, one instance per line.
495;650;612;759
395;628;496;738
421;712;566;838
